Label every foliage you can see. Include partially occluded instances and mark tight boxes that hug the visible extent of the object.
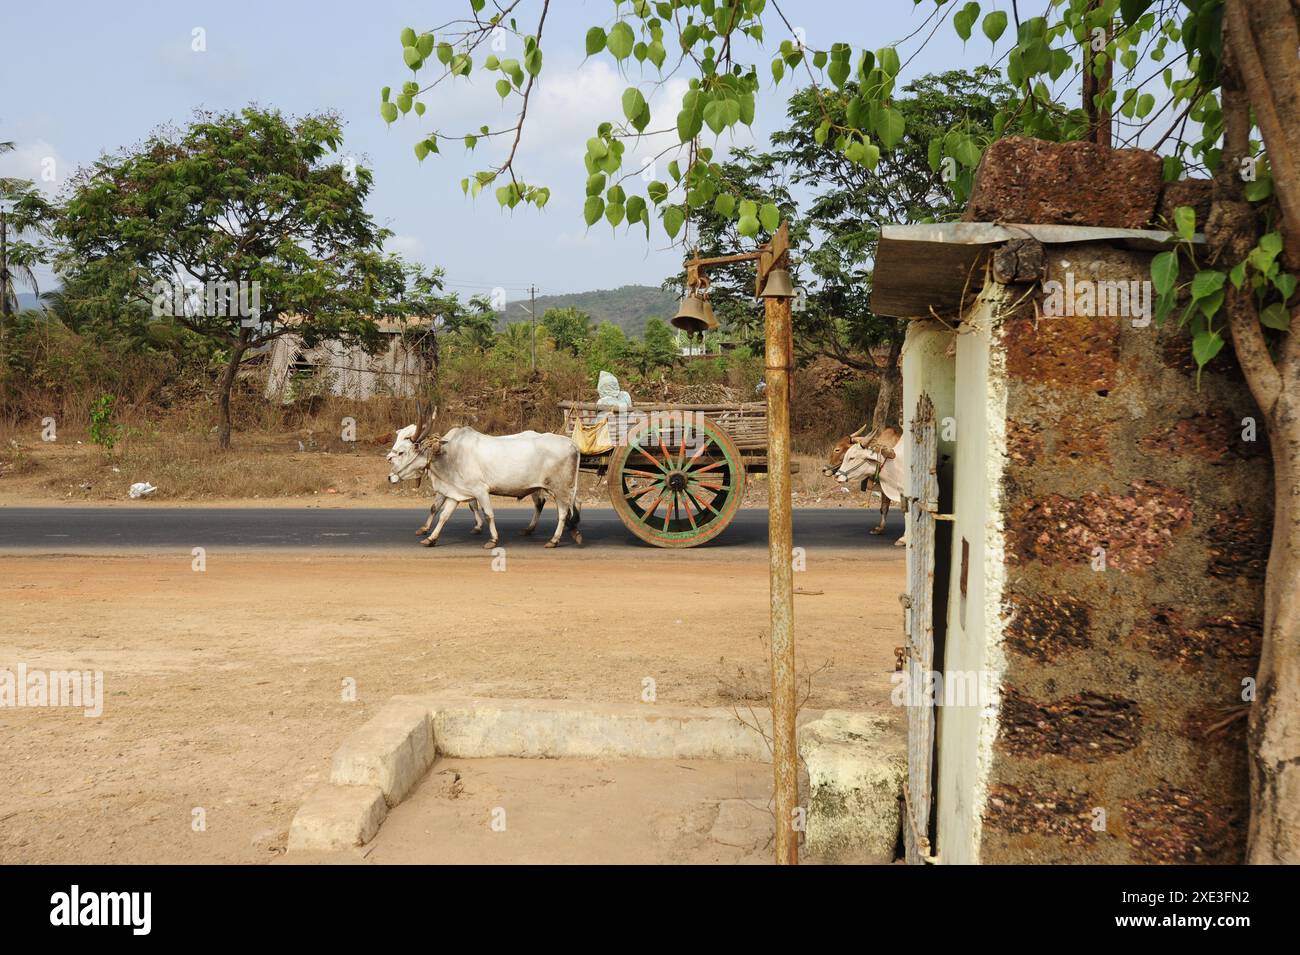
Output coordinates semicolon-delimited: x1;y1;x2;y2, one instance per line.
88;394;121;449
55;107;421;445
541;306;593;355
0;148;56;316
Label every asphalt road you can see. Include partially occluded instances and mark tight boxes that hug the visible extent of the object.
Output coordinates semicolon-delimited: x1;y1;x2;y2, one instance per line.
0;506;905;555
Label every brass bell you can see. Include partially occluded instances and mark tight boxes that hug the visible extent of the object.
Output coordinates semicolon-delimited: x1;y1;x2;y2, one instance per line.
671;293;718;334
761;267;796;299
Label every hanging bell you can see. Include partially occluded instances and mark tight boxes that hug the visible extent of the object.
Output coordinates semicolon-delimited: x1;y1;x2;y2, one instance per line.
761;267;796;299
671;293;718;334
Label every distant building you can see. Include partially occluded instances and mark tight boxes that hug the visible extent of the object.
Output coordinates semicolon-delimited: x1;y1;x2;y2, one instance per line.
262;318;434;401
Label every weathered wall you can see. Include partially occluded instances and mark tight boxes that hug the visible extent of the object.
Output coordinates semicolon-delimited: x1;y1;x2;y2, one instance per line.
978;243;1271;863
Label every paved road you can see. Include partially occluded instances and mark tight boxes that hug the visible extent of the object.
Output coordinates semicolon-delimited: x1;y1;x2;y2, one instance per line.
0;506;904;555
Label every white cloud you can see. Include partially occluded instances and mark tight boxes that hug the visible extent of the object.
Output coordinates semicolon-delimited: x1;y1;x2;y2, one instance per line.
0;139;68;196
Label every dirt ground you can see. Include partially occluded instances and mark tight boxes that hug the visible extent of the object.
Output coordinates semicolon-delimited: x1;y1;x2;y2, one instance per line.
290;757;780;866
0;549;904;864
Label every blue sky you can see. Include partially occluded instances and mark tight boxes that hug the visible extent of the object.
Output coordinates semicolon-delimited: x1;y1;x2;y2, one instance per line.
2;1;975;300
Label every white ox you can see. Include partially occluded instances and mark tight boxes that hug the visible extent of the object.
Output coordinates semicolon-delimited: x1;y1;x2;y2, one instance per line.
833;431;906;546
387;415;582;549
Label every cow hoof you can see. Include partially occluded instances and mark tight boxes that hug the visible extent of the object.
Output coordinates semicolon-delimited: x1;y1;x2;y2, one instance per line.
415;528;428;536
483;540;498;549
544;540;558;549
421;537;437;548
520;527;535;536
870;527;884;535
570;530;584;546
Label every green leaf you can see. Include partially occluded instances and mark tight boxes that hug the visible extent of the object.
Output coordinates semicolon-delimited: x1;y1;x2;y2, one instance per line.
622;88;648;125
416;34;434;58
380;101;398;124
877;46;900;77
608;21;635;60
737;214;760;238
1273;271;1297;300
400;27;417;48
1192;330;1224;369
1190;270;1226;300
1151;250;1179;295
584;196;605;226
1173;205;1196;241
677;105;703;142
878;107;905;149
828;58;850;88
953;134;982;168
496;79;511;98
606;202;625;227
714;193;736;218
403;46;423;69
436;42;454;65
1260;302;1291;330
663;205;685;238
771;58;785;83
585;27;607;56
703;100;728;135
982;10;1008;42
1229;260;1247;290
647;180;668;204
954;2;981;41
759;202;780;233
414;140;429;161
525;46;542;76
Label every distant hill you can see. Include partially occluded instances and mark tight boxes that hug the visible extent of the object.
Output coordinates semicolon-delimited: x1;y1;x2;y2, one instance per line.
495;284;677;338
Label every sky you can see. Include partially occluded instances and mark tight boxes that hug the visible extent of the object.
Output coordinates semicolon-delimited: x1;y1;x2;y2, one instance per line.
1;1;975;301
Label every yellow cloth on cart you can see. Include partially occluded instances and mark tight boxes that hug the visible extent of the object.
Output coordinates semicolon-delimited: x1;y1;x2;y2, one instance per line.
572;416;615;454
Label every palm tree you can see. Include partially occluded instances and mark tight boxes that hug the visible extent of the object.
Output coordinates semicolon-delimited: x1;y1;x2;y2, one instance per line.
0;139;54;316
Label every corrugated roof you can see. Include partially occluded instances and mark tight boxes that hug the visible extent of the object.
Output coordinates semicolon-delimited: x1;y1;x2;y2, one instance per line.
871;222;1191;320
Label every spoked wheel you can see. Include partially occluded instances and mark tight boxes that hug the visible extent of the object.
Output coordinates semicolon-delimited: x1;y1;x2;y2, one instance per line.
608;414;746;548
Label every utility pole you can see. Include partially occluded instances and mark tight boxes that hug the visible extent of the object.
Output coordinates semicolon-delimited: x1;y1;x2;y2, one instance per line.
516;287;538;374
761;231;797;865
1;206;9;321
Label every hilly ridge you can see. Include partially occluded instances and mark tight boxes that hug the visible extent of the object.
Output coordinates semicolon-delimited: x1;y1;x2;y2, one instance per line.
495;284;677;338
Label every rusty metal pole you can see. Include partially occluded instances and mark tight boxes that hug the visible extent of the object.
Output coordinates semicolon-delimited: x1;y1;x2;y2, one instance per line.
763;250;798;865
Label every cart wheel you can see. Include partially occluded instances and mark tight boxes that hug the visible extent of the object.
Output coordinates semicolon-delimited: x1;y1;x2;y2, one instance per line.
608;414;746;548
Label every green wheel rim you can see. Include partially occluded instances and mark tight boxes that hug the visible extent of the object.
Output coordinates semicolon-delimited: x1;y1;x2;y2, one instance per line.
608;415;746;548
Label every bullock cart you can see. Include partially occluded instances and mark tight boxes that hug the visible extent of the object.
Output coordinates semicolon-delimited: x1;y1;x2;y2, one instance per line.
559;400;774;548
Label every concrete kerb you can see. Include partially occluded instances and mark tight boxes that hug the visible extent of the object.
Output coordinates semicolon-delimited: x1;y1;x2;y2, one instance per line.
287;695;905;858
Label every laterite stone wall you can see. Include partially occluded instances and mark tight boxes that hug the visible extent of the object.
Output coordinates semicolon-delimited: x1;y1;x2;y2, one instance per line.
978;243;1271;863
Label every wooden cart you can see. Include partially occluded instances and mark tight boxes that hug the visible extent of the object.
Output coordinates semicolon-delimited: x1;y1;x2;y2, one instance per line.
559;400;774;548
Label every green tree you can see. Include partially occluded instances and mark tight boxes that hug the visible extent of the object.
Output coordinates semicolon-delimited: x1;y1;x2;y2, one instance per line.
0;142;55;319
586;320;628;372
541;305;592;355
56;107;409;448
384;0;1300;863
642;317;677;369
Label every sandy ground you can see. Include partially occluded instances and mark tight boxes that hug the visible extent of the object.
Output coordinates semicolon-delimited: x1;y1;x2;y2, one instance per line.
293;757;780;866
0;550;904;864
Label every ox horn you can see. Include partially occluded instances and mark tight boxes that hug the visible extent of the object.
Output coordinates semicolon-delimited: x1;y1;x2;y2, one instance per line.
850;421;874;438
413;404;438;445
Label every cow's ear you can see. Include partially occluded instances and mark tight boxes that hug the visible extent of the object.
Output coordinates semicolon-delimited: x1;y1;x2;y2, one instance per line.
852;436;872;447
